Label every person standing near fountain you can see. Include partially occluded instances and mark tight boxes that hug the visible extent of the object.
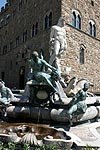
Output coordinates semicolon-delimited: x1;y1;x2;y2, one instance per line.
49;16;67;71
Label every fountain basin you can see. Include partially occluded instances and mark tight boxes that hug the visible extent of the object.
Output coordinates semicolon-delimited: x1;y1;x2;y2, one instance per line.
43;133;72;148
0;123;73;148
6;105;99;123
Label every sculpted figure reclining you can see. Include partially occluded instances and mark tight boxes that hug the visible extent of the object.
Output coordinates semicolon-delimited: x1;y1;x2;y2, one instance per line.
23;51;68;103
27;51;61;94
67;82;90;122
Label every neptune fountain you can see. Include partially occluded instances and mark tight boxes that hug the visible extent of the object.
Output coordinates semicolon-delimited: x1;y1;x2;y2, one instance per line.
0;17;100;149
0;51;98;125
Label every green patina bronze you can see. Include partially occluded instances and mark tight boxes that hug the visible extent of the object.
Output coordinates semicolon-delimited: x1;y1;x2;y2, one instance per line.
67;82;90;117
27;51;61;94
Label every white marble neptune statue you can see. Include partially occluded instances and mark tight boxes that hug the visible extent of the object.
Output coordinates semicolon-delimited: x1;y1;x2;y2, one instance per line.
49;16;67;71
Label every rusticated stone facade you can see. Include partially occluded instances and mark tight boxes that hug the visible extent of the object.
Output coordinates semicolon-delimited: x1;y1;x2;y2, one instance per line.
0;0;61;89
0;0;100;92
61;0;100;92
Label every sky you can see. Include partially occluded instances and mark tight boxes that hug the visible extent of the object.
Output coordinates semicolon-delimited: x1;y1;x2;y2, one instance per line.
0;0;7;10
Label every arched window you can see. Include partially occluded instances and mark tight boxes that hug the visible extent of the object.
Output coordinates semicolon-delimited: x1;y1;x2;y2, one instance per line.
16;36;19;47
80;47;84;64
72;10;81;29
35;22;38;35
89;21;96;37
10;60;13;70
49;12;52;27
23;30;27;43
72;11;76;27
76;14;81;29
3;45;7;54
45;15;48;29
92;24;96;37
89;22;92;35
32;24;35;37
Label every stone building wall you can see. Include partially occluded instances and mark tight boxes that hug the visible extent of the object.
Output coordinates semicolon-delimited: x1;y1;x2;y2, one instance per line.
60;0;100;92
0;0;100;92
0;0;61;88
60;26;100;92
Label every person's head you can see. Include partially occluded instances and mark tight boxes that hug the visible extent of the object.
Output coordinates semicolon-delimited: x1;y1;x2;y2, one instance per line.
57;16;66;27
83;82;90;91
32;51;39;62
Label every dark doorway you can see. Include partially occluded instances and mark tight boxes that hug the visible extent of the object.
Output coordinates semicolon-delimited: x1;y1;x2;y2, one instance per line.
19;66;25;89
